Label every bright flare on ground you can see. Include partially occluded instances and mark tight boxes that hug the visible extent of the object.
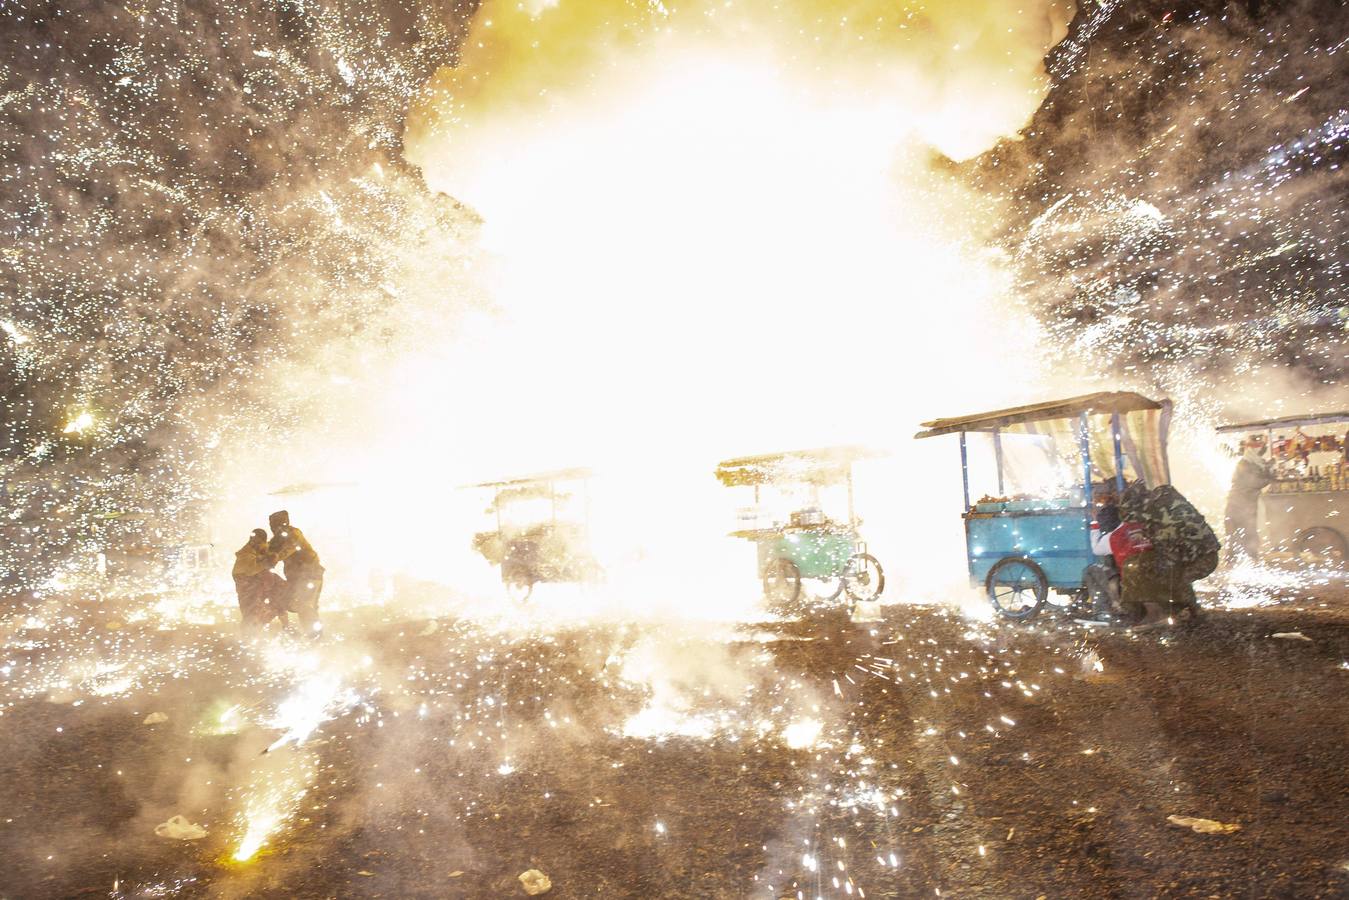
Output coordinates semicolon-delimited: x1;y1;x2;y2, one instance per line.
62;412;94;435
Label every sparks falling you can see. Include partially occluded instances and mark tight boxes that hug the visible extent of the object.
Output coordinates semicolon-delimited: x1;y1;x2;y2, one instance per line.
2;1;1349;898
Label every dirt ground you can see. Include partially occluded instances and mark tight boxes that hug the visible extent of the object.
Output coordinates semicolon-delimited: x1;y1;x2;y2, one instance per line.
1;579;1346;899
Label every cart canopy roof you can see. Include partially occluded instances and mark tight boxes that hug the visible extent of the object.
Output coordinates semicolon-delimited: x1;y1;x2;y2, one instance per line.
269;481;358;496
715;446;878;487
1216;411;1349;433
914;392;1165;438
467;467;593;490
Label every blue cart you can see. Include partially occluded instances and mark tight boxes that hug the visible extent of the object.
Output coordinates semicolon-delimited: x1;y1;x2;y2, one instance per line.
915;392;1172;620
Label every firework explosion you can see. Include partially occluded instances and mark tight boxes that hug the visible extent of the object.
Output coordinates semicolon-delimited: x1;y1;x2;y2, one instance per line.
983;1;1349;384
2;1;1349;898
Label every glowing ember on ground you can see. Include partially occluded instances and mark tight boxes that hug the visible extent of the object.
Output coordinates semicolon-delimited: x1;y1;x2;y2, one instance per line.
232;813;278;863
233;728;321;863
782;717;825;750
60;412;94;435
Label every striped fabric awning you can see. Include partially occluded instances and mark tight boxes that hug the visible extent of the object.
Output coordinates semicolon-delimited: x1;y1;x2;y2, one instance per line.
1004;402;1172;489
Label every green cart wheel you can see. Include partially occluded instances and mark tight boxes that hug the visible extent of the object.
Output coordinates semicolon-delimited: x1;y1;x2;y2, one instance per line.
763;557;803;613
804;578;846;603
842;553;885;602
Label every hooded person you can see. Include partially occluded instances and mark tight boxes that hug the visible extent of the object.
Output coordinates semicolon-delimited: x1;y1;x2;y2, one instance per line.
233;528;286;629
267;510;324;634
1122;479;1218;621
1224;439;1273;562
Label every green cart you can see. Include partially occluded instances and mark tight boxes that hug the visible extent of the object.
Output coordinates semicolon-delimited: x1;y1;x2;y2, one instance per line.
715;446;884;614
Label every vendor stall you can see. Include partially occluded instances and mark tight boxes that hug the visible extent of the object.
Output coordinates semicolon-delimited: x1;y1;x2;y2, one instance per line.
467;468;601;599
915;392;1172;620
1216;412;1349;565
716;446;884;615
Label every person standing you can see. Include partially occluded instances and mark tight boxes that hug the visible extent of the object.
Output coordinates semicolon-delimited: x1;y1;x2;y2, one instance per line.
233;529;285;630
268;510;324;635
1225;440;1273;562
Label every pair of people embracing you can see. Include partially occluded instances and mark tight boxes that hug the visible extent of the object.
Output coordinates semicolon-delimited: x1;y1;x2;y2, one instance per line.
232;510;324;635
1083;482;1219;625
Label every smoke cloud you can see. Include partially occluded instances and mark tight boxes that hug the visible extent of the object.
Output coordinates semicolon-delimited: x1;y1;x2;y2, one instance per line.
0;1;482;602
215;0;1085;606
407;0;1076;165
970;0;1349;519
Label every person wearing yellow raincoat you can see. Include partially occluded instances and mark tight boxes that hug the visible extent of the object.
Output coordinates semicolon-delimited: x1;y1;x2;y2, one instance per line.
268;510;324;635
232;529;285;629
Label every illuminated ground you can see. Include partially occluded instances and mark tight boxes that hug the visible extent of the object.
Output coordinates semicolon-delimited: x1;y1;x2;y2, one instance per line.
1;585;1347;899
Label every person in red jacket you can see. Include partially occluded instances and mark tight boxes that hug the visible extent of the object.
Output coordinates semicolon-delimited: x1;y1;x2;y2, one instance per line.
1082;504;1158;623
1093;507;1154;566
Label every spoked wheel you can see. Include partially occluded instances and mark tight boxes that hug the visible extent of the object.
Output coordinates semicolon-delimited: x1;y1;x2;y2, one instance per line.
504;577;535;603
986;556;1048;621
804;577;846;604
842;553;885;602
763;558;803;614
1295;526;1348;569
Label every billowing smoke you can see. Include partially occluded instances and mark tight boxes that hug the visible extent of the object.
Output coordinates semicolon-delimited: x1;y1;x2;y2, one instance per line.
203;0;1084;607
978;0;1349;389
12;0;1344;615
967;0;1349;519
0;1;475;602
4;0;1086;612
7;3;1349;892
407;0;1075;165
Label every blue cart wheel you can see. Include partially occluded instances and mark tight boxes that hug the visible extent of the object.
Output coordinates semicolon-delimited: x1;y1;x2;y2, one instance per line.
985;557;1048;621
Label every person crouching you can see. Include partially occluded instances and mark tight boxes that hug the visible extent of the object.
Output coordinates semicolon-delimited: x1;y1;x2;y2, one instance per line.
1088;502;1164;624
233;529;286;630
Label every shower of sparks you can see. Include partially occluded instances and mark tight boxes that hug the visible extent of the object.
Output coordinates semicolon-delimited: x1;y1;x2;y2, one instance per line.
1;0;1348;897
233;809;281;863
992;4;1349;399
232;749;317;862
262;672;358;753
